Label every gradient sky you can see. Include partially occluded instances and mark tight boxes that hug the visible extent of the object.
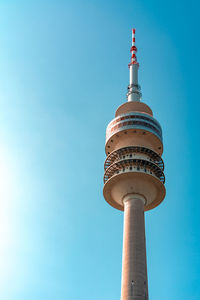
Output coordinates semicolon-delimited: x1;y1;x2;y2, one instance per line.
0;1;199;299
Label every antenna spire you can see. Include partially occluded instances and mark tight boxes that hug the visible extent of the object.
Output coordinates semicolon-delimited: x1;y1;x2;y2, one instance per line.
129;28;139;67
127;28;142;102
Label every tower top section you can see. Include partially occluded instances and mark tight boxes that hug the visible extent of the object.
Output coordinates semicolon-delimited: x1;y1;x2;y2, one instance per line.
127;28;142;102
103;28;165;211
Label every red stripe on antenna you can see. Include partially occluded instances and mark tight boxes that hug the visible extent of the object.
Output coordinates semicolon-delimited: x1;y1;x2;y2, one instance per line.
130;46;137;52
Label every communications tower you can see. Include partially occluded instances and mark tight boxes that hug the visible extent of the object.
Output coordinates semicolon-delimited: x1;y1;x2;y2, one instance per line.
103;29;166;300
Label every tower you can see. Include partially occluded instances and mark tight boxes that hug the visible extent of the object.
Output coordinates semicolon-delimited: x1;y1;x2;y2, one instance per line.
103;29;166;300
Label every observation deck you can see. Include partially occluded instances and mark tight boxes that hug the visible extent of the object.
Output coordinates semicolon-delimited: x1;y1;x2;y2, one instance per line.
105;112;163;156
103;144;165;211
104;146;165;184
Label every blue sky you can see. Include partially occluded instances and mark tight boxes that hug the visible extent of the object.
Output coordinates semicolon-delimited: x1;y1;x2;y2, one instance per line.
0;0;199;299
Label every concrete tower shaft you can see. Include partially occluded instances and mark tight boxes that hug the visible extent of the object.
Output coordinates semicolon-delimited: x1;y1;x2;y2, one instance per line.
103;29;166;300
121;194;148;300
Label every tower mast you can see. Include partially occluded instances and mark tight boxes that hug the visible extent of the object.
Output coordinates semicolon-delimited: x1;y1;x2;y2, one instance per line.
127;28;141;102
103;29;166;300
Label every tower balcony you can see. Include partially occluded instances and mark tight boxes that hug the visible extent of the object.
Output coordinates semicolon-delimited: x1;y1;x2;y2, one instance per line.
103;146;165;211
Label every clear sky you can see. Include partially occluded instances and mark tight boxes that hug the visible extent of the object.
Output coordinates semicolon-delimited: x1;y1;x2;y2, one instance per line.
0;0;199;299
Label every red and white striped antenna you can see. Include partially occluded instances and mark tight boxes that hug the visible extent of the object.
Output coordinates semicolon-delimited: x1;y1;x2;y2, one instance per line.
129;28;139;68
127;28;141;102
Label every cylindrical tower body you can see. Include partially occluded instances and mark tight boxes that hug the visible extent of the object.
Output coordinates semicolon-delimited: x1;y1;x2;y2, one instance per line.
103;29;166;300
121;194;148;300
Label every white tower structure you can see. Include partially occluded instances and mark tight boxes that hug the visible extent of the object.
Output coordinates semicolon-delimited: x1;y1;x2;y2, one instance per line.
103;29;166;300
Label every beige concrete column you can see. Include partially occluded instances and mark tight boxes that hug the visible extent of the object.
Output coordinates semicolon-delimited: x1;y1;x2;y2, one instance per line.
121;194;148;300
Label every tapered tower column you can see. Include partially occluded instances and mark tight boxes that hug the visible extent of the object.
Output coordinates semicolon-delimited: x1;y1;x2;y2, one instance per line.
121;194;148;300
